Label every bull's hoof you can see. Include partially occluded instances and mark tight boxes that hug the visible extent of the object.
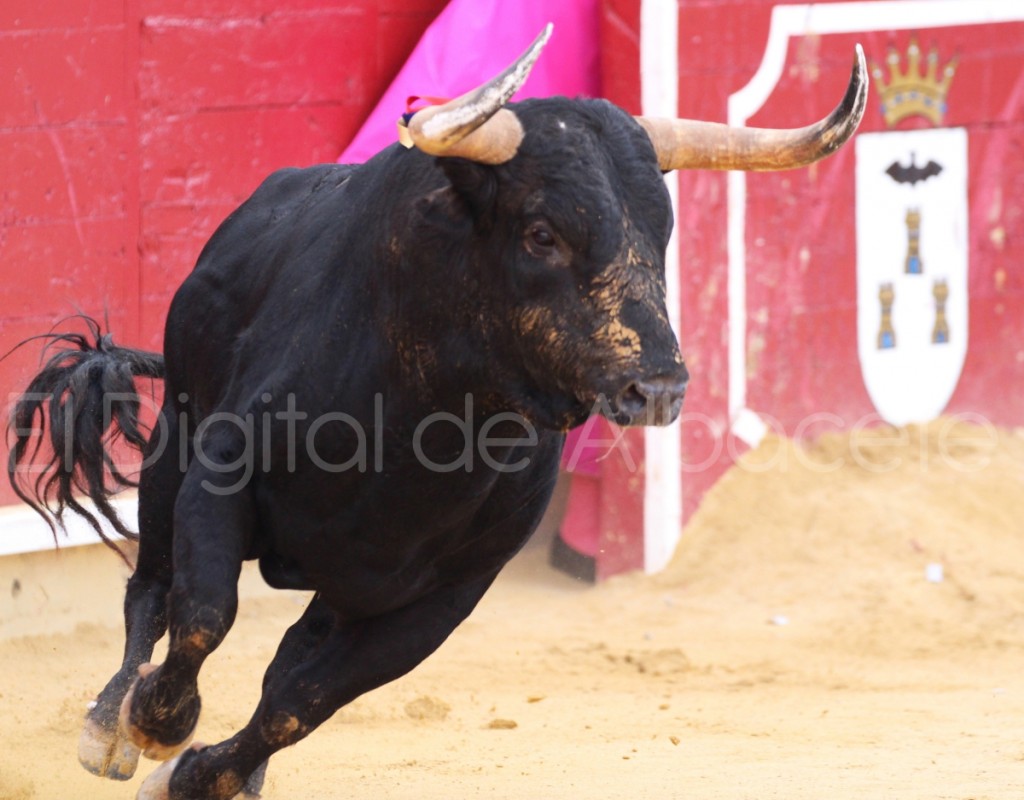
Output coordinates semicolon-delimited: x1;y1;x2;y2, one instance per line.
135;744;201;800
78;714;142;780
135;743;256;800
119;663;198;761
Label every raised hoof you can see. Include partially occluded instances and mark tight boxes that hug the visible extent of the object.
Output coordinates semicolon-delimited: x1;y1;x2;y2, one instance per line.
78;714;142;780
119;663;197;761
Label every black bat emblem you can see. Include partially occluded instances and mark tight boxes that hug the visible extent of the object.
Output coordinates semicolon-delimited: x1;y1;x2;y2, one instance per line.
885;152;943;186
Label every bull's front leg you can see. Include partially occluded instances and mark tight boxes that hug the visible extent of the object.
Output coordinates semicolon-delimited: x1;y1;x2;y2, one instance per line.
119;433;255;764
79;414;182;780
138;572;500;800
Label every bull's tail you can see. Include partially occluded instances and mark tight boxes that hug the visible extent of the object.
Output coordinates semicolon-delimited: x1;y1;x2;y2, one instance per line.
6;317;165;562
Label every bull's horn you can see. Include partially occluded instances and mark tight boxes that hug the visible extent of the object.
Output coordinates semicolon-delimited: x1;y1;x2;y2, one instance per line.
637;45;868;172
405;24;553;165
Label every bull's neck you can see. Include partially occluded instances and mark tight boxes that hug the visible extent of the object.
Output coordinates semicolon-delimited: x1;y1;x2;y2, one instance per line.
385;256;514;421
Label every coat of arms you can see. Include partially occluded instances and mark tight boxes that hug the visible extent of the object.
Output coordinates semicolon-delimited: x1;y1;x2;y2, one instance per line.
856;40;967;426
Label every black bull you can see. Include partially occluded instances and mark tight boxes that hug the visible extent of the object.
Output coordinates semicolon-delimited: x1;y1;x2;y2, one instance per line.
7;28;866;800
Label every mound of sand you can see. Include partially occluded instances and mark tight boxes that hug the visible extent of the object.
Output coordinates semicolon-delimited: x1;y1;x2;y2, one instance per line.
656;418;1024;660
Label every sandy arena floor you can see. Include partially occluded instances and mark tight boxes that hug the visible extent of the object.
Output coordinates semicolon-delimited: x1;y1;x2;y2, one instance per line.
2;419;1024;799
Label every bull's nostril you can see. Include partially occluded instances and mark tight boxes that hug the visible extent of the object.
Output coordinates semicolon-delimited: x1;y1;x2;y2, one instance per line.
618;383;647;414
635;376;688;401
630;374;688;426
609;372;688;426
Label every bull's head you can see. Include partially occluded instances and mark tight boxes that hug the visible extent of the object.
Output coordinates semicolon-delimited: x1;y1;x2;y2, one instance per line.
402;25;867;429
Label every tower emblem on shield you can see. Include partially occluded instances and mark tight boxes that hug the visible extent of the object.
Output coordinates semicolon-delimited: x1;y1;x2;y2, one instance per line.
856;40;967;426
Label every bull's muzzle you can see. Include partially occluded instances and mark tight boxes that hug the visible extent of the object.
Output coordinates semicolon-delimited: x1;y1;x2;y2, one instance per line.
612;370;689;427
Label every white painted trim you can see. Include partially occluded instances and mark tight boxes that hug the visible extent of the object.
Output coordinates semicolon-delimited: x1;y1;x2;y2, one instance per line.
727;168;749;430
726;0;1024;447
641;0;683;573
0;497;136;557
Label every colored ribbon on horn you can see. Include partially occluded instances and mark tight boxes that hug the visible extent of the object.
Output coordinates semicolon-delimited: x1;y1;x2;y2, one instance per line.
398;96;453;148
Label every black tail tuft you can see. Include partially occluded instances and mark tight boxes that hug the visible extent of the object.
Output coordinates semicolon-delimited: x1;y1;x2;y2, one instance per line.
6;317;165;563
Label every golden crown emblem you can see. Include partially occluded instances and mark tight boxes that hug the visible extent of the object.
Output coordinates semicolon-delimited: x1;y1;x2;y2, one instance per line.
871;39;958;127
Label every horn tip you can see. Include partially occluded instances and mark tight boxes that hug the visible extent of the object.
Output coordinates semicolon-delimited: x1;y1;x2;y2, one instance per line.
854;43;866;72
536;23;554;50
854;43;869;107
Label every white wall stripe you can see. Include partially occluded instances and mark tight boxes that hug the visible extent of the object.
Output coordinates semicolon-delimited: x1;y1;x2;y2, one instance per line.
641;0;683;573
0;496;135;557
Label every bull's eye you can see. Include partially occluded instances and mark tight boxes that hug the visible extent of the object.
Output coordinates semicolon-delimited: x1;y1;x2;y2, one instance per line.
524;221;557;256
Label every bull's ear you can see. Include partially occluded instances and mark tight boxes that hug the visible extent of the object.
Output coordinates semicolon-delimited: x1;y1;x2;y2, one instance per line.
438;158;498;224
416;185;468;229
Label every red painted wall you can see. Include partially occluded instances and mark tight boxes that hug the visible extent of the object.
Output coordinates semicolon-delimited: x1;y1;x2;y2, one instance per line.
744;22;1024;424
0;0;447;506
674;2;1024;520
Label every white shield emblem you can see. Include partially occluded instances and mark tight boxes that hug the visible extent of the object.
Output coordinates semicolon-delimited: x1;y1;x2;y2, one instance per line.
856;127;969;426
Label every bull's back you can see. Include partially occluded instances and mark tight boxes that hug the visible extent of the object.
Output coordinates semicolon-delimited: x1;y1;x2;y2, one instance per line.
162;163;362;404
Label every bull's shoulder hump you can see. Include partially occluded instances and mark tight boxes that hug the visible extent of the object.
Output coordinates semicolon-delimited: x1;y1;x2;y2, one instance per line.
250;163;357;204
203;163;356;251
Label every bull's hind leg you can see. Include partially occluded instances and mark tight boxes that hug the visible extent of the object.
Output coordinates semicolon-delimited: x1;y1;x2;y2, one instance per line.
79;409;182;780
138;575;498;800
120;435;254;762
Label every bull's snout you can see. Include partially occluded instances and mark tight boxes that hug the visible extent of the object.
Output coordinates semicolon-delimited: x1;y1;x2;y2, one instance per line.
612;370;688;427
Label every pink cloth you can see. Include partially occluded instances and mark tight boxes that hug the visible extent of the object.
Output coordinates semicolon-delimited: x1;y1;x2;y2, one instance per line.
339;0;601;163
